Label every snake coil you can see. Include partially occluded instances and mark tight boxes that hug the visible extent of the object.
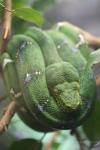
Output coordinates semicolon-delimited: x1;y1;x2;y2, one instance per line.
0;23;96;132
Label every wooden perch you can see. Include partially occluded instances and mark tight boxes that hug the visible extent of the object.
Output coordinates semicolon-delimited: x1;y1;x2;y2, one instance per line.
0;0;12;53
44;131;60;150
96;75;100;86
0;101;19;134
59;22;100;48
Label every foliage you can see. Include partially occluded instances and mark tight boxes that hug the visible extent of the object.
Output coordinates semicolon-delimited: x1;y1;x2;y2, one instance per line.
33;0;57;11
9;139;42;150
83;99;100;143
14;7;44;27
0;0;61;33
12;0;57;10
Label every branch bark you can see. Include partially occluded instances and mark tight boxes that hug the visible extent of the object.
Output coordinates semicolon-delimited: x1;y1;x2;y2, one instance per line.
0;101;19;134
59;22;100;48
44;131;60;150
0;0;12;53
96;75;100;86
75;129;89;150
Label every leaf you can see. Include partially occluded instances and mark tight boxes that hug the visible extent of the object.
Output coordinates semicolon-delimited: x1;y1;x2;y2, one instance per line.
57;135;80;150
33;0;56;11
83;99;100;144
12;0;34;8
14;7;44;27
87;49;100;67
9;139;42;150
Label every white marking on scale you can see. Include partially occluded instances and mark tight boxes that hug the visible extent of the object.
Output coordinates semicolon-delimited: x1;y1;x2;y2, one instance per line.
35;71;38;75
57;45;61;49
35;71;41;75
10;88;22;98
10;88;15;95
14;92;22;98
25;73;32;83
37;104;44;112
26;73;31;78
38;71;41;75
56;22;64;30
27;41;32;45
76;34;85;48
57;40;68;49
3;58;13;69
20;42;27;49
44;101;47;104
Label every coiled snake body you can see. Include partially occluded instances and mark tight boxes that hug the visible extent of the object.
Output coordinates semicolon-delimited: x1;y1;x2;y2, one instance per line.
0;23;96;132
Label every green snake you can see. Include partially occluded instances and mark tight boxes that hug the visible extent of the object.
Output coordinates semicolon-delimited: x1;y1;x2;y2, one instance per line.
0;22;97;132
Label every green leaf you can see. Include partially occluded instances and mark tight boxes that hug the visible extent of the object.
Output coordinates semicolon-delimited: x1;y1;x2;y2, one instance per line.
9;139;42;150
12;0;34;8
57;135;80;150
87;49;100;67
14;7;44;27
83;99;100;144
33;0;56;11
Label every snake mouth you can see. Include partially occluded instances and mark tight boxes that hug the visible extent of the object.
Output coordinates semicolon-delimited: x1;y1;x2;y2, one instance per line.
58;92;82;112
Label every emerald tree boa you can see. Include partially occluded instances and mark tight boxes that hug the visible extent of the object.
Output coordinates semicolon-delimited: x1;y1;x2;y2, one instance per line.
0;22;98;132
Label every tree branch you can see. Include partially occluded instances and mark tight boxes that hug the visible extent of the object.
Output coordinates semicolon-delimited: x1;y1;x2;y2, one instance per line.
0;100;19;134
96;75;100;86
59;22;100;48
75;129;89;150
44;131;60;150
0;0;12;53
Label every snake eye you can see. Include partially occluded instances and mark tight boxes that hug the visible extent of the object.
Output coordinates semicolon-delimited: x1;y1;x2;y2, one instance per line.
53;86;63;95
53;88;59;95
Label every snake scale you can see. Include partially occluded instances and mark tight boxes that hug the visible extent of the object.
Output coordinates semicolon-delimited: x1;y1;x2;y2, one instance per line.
0;22;96;132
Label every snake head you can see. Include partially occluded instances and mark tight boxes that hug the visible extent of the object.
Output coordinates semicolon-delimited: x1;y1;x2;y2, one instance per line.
53;81;82;112
46;62;83;113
